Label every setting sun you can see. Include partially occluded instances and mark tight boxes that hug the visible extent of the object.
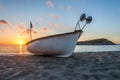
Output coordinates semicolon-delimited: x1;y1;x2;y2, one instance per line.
15;35;27;45
19;40;23;45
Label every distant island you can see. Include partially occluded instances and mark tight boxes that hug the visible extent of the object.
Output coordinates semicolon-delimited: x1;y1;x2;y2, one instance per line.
77;38;116;45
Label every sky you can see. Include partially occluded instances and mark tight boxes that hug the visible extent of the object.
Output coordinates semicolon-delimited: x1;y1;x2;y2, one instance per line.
0;0;120;45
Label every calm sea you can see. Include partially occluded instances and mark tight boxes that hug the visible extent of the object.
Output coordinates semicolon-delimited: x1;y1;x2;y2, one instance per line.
75;45;120;52
0;45;120;55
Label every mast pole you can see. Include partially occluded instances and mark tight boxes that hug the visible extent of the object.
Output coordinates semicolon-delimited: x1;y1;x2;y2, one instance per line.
30;21;33;40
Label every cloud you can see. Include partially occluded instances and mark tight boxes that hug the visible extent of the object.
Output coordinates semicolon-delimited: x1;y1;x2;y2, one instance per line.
0;28;4;32
0;5;4;10
39;27;56;37
67;6;72;11
0;19;9;25
39;27;48;33
22;28;37;35
42;27;47;31
51;14;59;20
0;27;11;33
22;28;29;34
49;23;61;29
49;22;74;33
17;23;26;30
46;0;54;8
12;23;37;35
32;30;37;34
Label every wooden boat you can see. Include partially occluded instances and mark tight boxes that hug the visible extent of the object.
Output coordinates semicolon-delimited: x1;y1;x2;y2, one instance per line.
27;30;82;57
26;14;92;57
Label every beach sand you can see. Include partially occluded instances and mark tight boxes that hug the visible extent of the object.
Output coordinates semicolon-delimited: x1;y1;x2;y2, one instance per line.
0;51;120;80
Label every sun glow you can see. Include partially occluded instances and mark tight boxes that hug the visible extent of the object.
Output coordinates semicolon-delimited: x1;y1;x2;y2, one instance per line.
19;40;23;54
19;40;23;45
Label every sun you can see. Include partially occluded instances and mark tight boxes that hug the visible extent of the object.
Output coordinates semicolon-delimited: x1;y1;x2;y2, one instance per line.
19;40;23;45
16;35;26;45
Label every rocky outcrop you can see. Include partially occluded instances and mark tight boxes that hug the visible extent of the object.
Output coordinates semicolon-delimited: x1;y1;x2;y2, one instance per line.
77;38;115;45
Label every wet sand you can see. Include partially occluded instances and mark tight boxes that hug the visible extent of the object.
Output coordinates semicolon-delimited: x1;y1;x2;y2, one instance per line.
0;51;120;80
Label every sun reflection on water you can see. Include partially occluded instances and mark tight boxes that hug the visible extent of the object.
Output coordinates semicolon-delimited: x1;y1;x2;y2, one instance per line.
19;41;23;54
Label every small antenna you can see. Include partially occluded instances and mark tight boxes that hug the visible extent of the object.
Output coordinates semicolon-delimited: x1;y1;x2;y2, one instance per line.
30;21;33;40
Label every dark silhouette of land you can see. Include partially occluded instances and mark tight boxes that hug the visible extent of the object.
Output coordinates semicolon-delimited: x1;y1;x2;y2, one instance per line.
77;38;115;45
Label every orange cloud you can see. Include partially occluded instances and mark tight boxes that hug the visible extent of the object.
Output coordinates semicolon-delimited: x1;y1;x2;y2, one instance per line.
40;27;51;32
0;28;4;32
51;14;59;20
38;27;56;37
42;27;47;31
22;28;37;35
49;22;74;33
13;23;37;35
22;28;29;34
46;0;54;8
32;30;37;34
17;23;26;30
67;6;72;11
0;19;9;25
49;23;61;29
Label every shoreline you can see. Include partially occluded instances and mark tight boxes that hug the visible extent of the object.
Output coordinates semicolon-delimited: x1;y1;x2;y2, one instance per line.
0;51;120;80
0;51;120;56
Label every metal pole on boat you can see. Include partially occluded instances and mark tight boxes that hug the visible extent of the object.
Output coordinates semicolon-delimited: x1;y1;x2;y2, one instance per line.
74;14;92;31
81;16;92;30
74;14;86;31
81;23;87;30
30;21;33;40
74;20;81;31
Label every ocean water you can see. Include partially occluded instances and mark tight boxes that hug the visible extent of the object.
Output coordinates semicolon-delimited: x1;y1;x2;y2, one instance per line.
75;45;120;52
0;45;26;55
0;45;120;55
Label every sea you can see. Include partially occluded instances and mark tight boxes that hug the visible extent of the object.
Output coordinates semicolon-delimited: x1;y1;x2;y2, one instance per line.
0;45;120;56
74;45;120;52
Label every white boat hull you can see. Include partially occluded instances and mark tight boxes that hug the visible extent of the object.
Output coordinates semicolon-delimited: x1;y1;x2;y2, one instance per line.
26;30;82;57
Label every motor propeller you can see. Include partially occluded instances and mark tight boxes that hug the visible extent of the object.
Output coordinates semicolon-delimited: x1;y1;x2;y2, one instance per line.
86;16;92;24
80;14;86;21
74;13;92;31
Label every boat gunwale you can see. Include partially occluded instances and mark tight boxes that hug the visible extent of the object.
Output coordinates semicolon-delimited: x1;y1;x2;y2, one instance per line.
26;30;83;45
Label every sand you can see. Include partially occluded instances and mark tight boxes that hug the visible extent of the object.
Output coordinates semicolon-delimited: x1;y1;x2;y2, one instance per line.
0;51;120;80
